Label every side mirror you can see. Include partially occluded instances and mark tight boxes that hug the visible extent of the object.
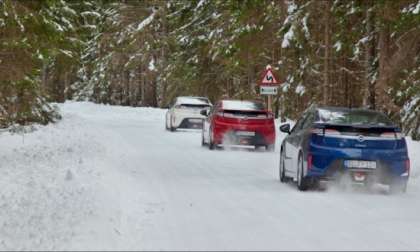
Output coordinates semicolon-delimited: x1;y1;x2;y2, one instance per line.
279;123;291;134
200;109;208;117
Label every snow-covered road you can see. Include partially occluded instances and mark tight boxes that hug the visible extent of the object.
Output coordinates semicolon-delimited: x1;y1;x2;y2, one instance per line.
1;102;420;251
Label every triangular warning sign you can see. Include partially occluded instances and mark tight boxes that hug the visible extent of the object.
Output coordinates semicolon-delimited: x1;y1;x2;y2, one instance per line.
261;68;278;85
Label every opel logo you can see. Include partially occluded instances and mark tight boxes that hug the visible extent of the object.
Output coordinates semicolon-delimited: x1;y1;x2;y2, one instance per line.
358;135;365;142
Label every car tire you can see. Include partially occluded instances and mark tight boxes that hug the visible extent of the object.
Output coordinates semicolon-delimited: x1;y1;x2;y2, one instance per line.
209;139;215;150
279;150;289;183
165;115;170;130
201;130;207;146
169;116;176;132
297;154;310;191
389;180;407;194
266;144;275;152
209;128;215;150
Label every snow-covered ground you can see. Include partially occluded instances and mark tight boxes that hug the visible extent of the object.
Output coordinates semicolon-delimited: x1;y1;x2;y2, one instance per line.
1;101;420;251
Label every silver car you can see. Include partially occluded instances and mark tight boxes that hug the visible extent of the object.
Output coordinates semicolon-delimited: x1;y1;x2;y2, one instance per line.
165;96;212;131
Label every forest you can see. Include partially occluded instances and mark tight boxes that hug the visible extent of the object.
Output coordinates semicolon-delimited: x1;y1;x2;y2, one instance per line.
0;0;419;139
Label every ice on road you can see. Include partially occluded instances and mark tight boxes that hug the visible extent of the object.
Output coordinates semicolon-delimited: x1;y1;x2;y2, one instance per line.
1;102;420;250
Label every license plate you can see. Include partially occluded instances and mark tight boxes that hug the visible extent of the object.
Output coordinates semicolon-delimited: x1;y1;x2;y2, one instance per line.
344;160;376;169
236;131;255;137
189;119;203;123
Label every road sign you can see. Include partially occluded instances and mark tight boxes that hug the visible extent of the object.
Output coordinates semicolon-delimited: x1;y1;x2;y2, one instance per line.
260;65;278;85
259;65;280;112
260;86;278;95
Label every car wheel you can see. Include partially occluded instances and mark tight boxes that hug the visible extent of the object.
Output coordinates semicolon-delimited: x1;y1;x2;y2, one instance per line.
165;115;170;130
279;150;289;183
266;144;275;152
209;128;215;150
389;180;407;194
170;116;176;132
297;154;309;191
201;130;207;146
209;139;215;150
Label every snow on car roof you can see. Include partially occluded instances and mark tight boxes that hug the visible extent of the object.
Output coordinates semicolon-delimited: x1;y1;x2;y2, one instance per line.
221;100;265;111
176;96;211;105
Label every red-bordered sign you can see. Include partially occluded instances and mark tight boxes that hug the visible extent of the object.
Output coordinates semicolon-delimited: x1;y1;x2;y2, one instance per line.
260;65;279;86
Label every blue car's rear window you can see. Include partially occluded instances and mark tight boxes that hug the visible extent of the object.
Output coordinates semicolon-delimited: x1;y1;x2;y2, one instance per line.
317;109;394;126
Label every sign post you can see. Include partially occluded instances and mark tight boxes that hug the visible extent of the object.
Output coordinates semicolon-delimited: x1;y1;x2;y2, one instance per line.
259;65;279;112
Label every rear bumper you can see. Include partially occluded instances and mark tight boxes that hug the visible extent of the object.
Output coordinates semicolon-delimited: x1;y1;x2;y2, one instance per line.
213;123;275;146
307;143;409;183
310;160;409;185
173;112;206;128
221;131;272;146
177;118;204;129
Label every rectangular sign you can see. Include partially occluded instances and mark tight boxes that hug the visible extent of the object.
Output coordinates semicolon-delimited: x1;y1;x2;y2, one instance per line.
260;86;278;95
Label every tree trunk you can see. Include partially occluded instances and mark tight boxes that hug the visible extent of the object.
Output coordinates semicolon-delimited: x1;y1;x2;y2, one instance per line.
323;0;331;106
376;13;392;112
363;3;376;109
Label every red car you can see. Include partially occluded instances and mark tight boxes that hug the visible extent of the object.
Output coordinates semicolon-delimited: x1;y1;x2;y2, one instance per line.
201;100;276;151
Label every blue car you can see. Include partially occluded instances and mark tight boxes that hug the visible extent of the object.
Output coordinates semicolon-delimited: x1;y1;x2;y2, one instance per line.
279;106;410;193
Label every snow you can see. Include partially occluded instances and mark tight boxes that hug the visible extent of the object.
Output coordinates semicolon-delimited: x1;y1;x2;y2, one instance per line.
212;12;221;19
302;14;310;38
59;49;73;58
0;102;420;250
281;27;294;48
287;1;298;14
80;11;101;18
63;6;77;16
402;1;420;14
295;84;305;95
282;82;290;92
148;58;156;71
413;2;420;14
334;41;342;52
194;0;207;11
359;36;369;44
136;10;155;32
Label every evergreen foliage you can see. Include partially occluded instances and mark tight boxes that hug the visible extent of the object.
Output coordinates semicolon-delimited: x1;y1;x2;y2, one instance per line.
0;0;419;139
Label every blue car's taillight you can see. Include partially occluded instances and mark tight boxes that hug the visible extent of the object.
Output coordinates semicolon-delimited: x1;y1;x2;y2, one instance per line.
307;153;313;170
310;128;341;136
